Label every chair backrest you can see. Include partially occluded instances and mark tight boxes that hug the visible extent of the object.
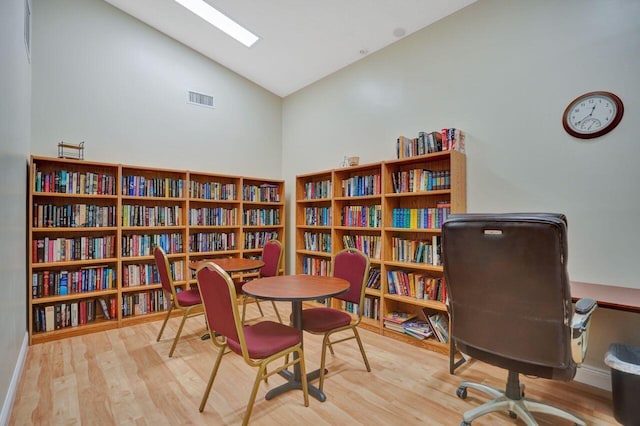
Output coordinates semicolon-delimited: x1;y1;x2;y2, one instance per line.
260;239;283;278
332;248;370;308
442;213;575;379
154;246;177;300
196;262;244;348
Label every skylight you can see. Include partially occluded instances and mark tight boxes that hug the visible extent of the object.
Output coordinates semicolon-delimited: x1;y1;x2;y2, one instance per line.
174;0;259;47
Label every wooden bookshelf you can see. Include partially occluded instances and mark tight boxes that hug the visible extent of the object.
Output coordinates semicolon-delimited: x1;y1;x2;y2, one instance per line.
28;156;285;344
295;150;466;356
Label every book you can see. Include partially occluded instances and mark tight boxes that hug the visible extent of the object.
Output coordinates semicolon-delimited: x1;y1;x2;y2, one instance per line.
402;318;433;338
422;308;449;343
384;311;416;324
45;305;55;332
98;298;111;320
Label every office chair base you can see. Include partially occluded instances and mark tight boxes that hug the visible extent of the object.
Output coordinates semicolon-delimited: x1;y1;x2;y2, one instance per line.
457;380;586;426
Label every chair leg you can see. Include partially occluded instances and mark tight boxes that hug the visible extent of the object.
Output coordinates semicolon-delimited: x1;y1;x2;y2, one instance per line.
271;301;282;323
296;347;310;407
156;304;173;341
169;311;189;357
199;344;226;412
244;364;267;426
255;299;264;316
318;333;331;392
241;295;248;324
353;328;371;372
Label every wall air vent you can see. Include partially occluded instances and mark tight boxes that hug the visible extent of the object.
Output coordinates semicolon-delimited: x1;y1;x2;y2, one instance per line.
188;90;215;108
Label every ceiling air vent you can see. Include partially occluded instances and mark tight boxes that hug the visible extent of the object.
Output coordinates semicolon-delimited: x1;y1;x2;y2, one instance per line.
188;90;215;108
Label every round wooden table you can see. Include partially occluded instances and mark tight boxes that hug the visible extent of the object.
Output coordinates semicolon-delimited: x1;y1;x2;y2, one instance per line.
242;274;350;402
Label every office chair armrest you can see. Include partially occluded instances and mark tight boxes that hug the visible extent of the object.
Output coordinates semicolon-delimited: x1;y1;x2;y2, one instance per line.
570;298;597;364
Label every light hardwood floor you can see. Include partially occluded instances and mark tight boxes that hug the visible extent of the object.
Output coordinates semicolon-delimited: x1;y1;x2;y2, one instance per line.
11;303;617;425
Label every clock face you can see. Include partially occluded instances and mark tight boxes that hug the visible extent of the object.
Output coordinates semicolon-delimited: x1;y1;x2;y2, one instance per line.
563;91;624;139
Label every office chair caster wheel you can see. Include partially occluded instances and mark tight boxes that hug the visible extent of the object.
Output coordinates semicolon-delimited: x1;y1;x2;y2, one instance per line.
509;411;517;419
456;386;468;399
461;422;471;426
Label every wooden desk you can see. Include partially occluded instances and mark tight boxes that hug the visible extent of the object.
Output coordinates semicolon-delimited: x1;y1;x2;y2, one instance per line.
189;258;264;273
242;275;350;402
571;281;640;313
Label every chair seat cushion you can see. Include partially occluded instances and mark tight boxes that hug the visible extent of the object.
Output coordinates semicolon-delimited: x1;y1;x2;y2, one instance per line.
228;321;301;359
301;307;352;333
175;288;202;307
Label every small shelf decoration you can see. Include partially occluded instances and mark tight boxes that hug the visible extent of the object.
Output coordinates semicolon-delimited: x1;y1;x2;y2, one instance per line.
57;141;85;160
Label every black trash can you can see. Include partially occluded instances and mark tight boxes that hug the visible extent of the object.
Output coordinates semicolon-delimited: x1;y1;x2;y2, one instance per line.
605;343;640;426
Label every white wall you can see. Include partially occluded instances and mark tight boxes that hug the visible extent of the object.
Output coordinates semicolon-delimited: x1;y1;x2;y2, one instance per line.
282;0;640;371
283;0;640;290
32;0;282;178
0;0;31;423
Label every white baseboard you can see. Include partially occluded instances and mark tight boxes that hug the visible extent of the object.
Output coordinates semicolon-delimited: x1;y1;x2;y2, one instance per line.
0;332;29;426
574;364;612;391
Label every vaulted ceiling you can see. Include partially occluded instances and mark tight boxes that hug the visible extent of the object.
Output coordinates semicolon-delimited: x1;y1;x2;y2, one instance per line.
103;0;476;97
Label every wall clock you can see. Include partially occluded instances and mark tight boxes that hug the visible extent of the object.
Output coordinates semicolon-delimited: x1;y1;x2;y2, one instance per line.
562;91;624;139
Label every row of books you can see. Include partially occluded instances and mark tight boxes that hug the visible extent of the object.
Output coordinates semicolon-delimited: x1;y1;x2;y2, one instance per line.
242;208;280;226
122;205;182;227
340;174;382;197
34;169;116;195
387;271;446;302
304;207;332;226
391;204;451;229
391;169;451;193
304;179;332;200
122;175;185;198
338;295;379;320
121;233;184;257
188;181;237;200
243;231;279;250
189;232;237;253
33;236;117;263
32;298;115;332
33;203;116;228
391;236;442;265
121;290;168;317
340;205;382;228
303;231;332;253
189;207;238;226
242;184;280;203
396;128;466;159
343;234;382;259
32;266;116;299
122;263;159;287
302;256;331;276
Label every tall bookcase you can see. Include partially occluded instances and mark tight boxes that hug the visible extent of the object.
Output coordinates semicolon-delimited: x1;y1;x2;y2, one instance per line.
28;156;284;344
295;150;466;356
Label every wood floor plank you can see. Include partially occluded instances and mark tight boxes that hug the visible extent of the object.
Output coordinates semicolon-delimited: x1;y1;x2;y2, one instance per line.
11;303;617;425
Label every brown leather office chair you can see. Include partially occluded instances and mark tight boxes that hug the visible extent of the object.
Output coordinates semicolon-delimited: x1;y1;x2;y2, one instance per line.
442;213;597;426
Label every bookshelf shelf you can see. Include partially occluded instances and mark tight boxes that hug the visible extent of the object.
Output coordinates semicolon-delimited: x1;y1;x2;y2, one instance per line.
295;149;465;358
28;156;285;344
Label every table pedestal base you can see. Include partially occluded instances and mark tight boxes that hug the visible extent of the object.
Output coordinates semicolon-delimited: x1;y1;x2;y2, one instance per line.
265;368;327;402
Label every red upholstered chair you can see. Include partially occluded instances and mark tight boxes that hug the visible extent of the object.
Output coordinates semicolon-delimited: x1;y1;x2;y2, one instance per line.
154;246;204;357
196;262;309;425
300;248;371;391
238;239;284;324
